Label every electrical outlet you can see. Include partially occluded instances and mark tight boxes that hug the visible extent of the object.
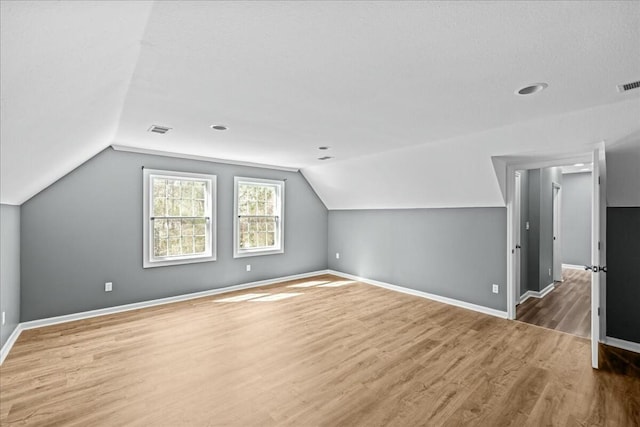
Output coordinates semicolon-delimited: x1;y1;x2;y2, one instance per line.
246;264;251;272
492;284;499;294
525;221;530;230
549;268;552;276
105;282;113;292
1;311;5;326
336;252;340;259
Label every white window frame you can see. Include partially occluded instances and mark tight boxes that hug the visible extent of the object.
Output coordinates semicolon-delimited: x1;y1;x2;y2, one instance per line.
233;176;285;258
143;168;217;268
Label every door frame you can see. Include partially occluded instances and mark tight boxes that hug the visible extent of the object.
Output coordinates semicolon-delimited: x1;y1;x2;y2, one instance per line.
552;182;562;282
514;171;522;300
505;149;604;368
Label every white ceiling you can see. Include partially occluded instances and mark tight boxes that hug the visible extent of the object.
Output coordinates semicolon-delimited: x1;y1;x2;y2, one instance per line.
2;1;639;207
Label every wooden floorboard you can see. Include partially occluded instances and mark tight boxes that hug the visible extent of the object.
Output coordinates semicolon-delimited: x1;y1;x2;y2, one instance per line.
517;268;591;338
1;274;638;426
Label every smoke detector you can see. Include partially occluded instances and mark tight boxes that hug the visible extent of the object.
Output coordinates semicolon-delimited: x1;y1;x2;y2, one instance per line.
148;125;172;134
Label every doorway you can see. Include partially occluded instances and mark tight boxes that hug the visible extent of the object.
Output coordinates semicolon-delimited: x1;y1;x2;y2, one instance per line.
506;145;606;368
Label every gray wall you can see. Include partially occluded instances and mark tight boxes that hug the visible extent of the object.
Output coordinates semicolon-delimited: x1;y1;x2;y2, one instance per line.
607;134;640;207
1;204;20;348
526;167;562;292
526;169;541;292
561;172;591;266
605;137;640;344
20;148;328;321
606;207;640;343
328;208;507;311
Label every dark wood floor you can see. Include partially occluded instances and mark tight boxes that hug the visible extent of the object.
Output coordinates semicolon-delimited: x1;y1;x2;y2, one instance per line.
2;274;639;426
517;268;591;338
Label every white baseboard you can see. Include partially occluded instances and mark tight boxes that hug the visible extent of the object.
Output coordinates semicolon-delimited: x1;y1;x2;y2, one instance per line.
1;270;329;365
603;336;640;354
0;324;23;365
519;282;555;304
562;263;586;271
327;270;508;319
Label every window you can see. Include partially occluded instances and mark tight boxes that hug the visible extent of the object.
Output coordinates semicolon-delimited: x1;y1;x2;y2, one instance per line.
234;177;284;258
143;169;216;268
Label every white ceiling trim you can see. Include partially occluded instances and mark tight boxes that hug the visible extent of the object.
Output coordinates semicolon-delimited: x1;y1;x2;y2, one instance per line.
111;145;299;172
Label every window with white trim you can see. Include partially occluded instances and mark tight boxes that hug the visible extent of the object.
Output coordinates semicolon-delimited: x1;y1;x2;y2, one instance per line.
234;177;284;258
143;169;216;268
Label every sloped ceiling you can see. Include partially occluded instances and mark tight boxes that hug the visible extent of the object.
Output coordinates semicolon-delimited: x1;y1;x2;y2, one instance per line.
0;1;153;205
2;1;639;207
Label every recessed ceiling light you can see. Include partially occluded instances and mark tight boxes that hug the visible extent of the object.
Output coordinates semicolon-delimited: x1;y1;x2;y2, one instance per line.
574;163;584;167
516;83;548;95
318;156;333;161
210;125;228;131
318;146;330;150
580;168;590;171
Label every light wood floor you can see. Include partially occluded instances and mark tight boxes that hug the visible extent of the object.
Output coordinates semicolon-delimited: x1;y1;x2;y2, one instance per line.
517;268;591;338
1;274;639;426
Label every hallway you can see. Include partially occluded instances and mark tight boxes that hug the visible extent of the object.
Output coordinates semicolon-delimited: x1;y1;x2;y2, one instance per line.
517;268;591;338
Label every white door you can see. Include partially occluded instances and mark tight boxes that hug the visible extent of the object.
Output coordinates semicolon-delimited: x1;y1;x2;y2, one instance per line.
552;184;562;281
515;172;522;300
590;144;607;369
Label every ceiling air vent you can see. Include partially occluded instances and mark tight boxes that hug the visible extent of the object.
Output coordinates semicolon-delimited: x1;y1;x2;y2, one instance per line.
148;125;172;134
617;80;640;93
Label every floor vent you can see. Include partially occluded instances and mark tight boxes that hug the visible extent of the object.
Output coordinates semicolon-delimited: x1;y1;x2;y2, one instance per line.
617;80;640;93
148;125;172;134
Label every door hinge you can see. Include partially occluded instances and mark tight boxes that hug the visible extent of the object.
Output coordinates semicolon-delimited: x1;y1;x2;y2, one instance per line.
598;241;600;250
598;176;601;185
597;307;600;316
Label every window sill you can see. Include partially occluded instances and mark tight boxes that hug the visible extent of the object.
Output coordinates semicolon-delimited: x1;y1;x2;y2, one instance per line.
143;254;216;268
233;248;284;259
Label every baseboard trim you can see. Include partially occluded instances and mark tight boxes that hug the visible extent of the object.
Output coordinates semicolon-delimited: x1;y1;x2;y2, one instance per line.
0;324;23;365
1;270;329;364
327;270;508;319
519;282;555;304
562;263;585;271
603;336;640;354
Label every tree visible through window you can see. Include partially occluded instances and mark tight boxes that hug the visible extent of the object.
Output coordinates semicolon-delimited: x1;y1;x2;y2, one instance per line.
143;169;216;268
152;178;208;257
234;177;284;257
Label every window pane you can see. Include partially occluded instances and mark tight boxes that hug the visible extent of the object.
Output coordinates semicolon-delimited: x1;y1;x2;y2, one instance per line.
194;200;205;216
168;199;180;216
182;219;194;236
168;180;181;198
181;181;193;199
168;238;181;256
153;179;166;198
154;219;168;238
180;199;193;216
181;236;194;254
266;232;275;246
168;220;181;237
194;183;205;200
194;236;206;253
153;197;166;217
194;220;206;236
154;237;168;257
